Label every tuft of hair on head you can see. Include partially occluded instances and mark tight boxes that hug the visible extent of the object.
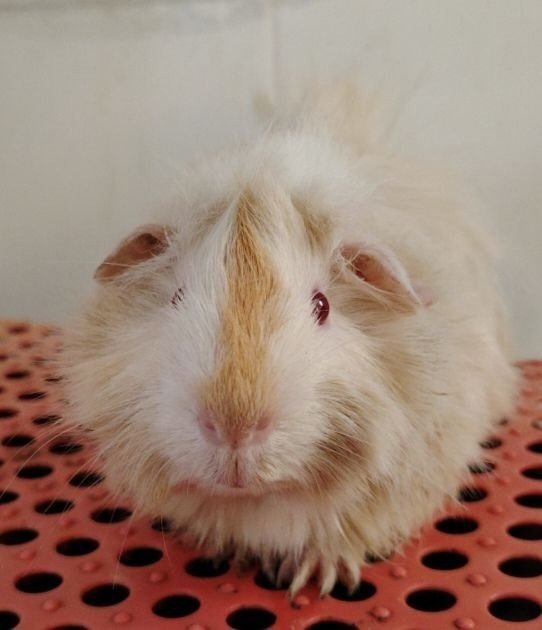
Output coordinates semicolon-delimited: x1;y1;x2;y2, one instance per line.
259;77;393;155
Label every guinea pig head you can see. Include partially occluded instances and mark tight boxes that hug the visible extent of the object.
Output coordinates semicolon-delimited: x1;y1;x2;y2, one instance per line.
69;188;430;507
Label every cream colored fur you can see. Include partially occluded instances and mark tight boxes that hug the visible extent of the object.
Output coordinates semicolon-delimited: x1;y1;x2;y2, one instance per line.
62;84;517;596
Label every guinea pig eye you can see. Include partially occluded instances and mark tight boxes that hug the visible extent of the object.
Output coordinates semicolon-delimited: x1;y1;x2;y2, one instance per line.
311;291;329;325
171;288;184;307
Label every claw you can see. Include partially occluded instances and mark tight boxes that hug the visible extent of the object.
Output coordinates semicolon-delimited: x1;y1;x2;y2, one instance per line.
319;559;337;597
277;554;296;587
339;556;362;593
288;550;317;598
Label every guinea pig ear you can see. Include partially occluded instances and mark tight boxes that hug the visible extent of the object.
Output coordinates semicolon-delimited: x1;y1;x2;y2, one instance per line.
94;224;171;281
339;243;433;311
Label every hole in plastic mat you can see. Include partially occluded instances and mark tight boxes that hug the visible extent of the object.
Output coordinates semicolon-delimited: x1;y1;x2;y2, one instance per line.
480;436;502;449
49;441;83;455
421;549;468;570
435;516;478;534
18;391;46;401
33;413;61;426
56;537;99;556
522;466;542;480
498;555;542;577
69;471;104;487
507;522;542;540
2;433;34;447
0;528;38;545
458;486;487;502
0;490;18;505
226;606;277;630
0;611;19;629
91;507;132;523
15;571;62;593
406;587;457;612
489;596;541;622
81;583;130;607
17;464;53;479
185;556;230;577
306;623;357;630
468;460;496;474
330;579;376;601
35;499;74;514
0;408;18;419
152;594;201;618
5;370;30;380
151;517;173;533
515;493;542;509
527;441;542;453
119;546;163;567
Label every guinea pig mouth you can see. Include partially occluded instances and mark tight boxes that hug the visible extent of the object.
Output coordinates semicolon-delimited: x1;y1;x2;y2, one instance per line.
172;457;259;495
218;458;248;488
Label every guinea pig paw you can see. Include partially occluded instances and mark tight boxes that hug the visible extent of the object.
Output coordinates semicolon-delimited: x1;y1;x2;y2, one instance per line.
315;555;360;597
289;552;362;598
274;548;360;598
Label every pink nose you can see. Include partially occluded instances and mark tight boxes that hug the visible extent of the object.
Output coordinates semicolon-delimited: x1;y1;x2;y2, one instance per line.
197;411;271;448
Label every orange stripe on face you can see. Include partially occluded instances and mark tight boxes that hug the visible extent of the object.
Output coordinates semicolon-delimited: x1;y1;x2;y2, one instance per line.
201;192;280;443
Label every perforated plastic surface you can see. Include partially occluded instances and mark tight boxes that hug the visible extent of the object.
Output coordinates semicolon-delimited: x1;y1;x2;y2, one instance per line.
0;320;541;630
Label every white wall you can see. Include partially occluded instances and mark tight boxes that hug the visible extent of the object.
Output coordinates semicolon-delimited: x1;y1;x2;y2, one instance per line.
1;0;541;356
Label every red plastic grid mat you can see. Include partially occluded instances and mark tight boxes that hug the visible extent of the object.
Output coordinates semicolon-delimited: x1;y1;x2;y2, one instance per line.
0;319;541;630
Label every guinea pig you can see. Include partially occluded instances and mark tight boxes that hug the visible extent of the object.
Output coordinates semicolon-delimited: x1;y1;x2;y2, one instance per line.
62;83;517;596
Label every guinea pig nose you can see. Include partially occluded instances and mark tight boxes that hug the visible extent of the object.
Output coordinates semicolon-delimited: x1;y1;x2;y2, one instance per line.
197;411;272;448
